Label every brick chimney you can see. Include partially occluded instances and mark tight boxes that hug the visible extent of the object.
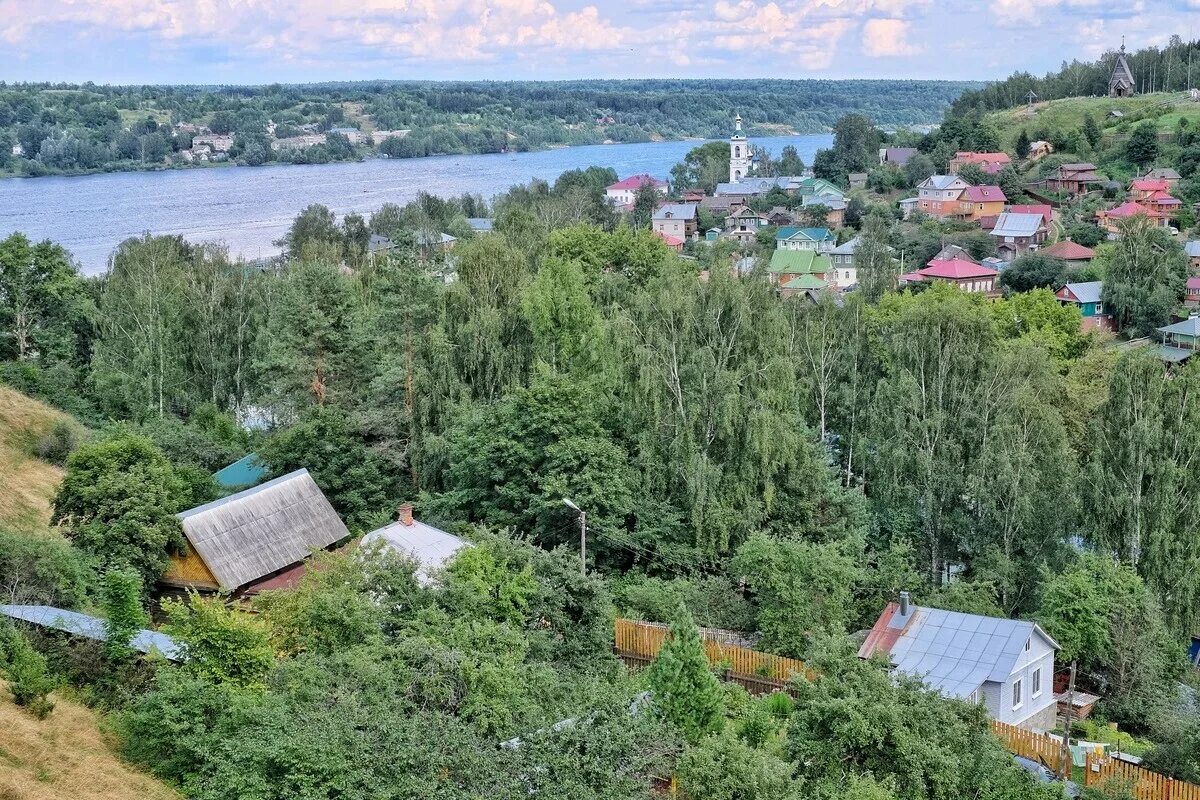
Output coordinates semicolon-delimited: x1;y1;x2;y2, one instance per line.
398;503;414;527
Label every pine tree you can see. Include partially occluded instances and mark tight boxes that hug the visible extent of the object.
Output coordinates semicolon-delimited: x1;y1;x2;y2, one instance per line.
1082;114;1102;148
1015;129;1031;160
645;604;724;743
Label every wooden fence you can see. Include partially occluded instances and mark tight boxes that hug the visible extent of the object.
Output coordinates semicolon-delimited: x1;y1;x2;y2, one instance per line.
991;720;1200;800
613;618;809;689
991;720;1068;775
1084;752;1200;800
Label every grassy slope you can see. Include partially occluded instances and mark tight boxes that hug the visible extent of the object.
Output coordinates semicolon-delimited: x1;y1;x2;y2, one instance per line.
0;682;179;800
0;386;76;534
987;91;1200;149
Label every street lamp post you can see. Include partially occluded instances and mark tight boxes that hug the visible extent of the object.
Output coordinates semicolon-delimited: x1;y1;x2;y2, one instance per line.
563;497;586;576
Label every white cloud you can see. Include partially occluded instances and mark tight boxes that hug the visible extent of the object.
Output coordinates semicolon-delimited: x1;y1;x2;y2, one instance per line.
862;17;920;56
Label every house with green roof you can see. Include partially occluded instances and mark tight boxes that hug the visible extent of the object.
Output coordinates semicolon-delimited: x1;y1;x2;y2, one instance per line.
769;250;833;297
776;227;836;253
797;177;845;201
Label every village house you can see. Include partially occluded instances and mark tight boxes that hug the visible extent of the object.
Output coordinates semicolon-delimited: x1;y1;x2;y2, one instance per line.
990;212;1047;260
361;503;471;586
652;203;698;242
1097;201;1171;234
848;172;868;190
605;174;668;207
1187;277;1200;308
466;218;494;234
1040;239;1096;267
1145;167;1181;187
804;194;847;227
1055;281;1114;332
654;231;685;252
949;151;1012;175
860;593;1060;732
879;147;916;167
160;469;350;597
899;254;999;295
828;236;861;290
776;226;836;252
1008;204;1053;226
725;206;770;243
681;189;706;203
960;185;1008;221
1027;140;1054;161
916;175;971;218
769;249;833;292
1127;178;1182;218
1045;163;1103;196
899;197;920;219
1186;241;1200;272
767;207;797;226
192;134;234;154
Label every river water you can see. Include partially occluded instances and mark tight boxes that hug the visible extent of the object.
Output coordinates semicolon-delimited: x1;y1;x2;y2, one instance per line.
0;134;831;275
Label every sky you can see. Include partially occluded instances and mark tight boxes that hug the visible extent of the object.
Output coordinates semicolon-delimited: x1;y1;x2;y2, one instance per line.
1;0;1199;85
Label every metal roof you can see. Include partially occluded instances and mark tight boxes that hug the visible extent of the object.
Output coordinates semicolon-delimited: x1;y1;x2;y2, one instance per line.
830;236;860;255
860;602;1058;700
361;519;470;586
212;453;268;490
920;175;967;191
991;212;1044;239
466;218;494;232
1061;281;1103;305
1159;317;1200;337
0;605;181;661
178;468;349;592
653;203;697;221
1185;241;1200;258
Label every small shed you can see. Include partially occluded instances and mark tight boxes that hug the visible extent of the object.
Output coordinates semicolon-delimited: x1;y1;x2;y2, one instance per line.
0;604;181;661
161;468;350;596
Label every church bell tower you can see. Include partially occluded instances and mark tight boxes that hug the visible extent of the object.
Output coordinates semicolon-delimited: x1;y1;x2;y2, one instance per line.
730;114;753;183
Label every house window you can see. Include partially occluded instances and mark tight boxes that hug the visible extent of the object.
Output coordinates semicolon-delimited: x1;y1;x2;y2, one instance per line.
1032;668;1042;698
1096;303;1104;314
1024;638;1030;652
1012;679;1023;709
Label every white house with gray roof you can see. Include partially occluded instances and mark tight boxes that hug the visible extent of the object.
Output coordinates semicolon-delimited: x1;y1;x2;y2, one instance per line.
859;594;1060;731
361;503;470;586
652;203;698;242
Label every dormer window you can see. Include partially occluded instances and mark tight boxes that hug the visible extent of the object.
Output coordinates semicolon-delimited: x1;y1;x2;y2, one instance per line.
1024;638;1030;652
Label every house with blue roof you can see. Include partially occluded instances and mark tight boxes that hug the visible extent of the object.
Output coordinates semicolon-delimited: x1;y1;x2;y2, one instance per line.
859;593;1060;731
776;227;836;253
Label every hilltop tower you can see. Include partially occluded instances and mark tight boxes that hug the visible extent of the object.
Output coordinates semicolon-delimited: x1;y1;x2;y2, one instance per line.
1109;40;1135;98
730;114;753;183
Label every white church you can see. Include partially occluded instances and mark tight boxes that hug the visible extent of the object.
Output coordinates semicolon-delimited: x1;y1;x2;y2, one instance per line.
730;113;754;182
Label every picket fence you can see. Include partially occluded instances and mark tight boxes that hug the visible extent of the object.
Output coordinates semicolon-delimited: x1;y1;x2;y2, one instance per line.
991;720;1200;800
613;618;810;686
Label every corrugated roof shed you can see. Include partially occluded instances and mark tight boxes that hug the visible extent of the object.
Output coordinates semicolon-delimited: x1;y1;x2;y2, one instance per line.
0;604;181;661
177;468;349;593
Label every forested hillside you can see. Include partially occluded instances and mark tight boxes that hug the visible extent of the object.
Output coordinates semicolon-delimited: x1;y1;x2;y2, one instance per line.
0;79;974;176
2;153;1200;798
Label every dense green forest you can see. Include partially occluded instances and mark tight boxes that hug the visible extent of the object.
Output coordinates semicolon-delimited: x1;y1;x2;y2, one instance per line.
3;141;1200;798
0;78;974;176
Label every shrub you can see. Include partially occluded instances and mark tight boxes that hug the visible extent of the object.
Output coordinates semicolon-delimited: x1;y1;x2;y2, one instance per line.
35;419;81;465
5;633;56;719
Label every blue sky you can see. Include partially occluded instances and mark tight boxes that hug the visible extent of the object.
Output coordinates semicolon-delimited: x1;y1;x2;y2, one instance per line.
1;0;1198;84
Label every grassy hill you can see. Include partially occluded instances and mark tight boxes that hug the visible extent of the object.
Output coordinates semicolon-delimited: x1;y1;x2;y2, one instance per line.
988;91;1200;150
0;386;83;534
0;682;179;800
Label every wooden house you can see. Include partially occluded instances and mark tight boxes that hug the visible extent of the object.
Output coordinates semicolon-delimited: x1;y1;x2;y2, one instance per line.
949;151;1012;175
990;212;1047;261
768;249;833;291
361;504;470;586
776;227;836;253
652;203;699;242
1186;277;1200;308
960;186;1008;221
1055;281;1114;332
161;469;350;597
1186;241;1200;273
899;256;999;295
1046;163;1103;196
725;206;770;243
1097;201;1170;234
1040;240;1095;267
916;175;971;218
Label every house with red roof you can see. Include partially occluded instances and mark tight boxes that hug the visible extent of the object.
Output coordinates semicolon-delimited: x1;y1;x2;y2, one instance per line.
653;231;684;252
1040;240;1095;266
605;174;668;207
899;255;999;295
1129;178;1172;201
1097;201;1170;234
949;151;1013;175
1186;277;1200;308
959;185;1008;221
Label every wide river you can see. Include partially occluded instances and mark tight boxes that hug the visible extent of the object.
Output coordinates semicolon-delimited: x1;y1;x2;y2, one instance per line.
0;134;831;275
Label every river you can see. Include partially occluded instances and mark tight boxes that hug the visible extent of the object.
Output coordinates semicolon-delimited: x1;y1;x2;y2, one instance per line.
0;134;832;275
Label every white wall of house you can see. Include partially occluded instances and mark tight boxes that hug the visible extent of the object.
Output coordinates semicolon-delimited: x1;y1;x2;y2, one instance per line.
996;632;1056;727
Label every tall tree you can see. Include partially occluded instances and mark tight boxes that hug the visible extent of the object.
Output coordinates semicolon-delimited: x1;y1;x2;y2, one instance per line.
0;233;92;365
1099;217;1186;337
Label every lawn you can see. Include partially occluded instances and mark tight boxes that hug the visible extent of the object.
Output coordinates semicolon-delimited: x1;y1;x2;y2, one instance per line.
989;92;1200;149
0;386;82;534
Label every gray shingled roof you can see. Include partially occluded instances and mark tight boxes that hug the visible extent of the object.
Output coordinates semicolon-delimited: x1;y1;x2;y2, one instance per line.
0;605;181;660
1063;281;1103;305
361;519;470;586
178;468;349;592
882;605;1058;699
